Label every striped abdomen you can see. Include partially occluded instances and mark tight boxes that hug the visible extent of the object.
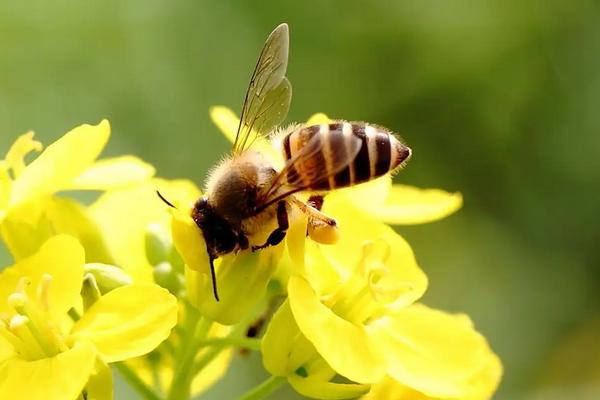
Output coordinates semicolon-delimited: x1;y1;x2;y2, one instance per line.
281;122;411;191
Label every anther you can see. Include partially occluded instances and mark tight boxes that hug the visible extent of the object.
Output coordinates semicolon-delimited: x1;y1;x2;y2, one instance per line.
37;274;53;312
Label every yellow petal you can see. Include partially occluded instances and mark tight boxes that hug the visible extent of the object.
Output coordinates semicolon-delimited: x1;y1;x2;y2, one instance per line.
3;131;43;177
463;352;502;400
171;208;209;276
209;106;239;143
0;162;10;219
71;284;177;363
209;106;279;160
0;334;15;362
362;353;502;400
288;276;386;383
45;196;114;264
262;300;316;376
334;175;392;210
69;156;155;190
368;304;496;398
8;120;110;208
0;340;96;400
86;358;114;400
360;376;427;400
289;374;370;400
317;197;428;308
0;235;84;320
306;113;331;125
186;246;281;325
370;185;463;225
90;179;201;282
0;199;54;260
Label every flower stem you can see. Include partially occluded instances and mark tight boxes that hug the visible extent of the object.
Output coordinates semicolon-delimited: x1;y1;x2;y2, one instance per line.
166;308;212;400
114;362;161;400
237;375;286;400
198;337;262;351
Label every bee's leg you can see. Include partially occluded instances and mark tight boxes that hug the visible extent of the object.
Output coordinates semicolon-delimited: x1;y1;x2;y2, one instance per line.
252;201;289;251
307;194;325;211
289;196;338;244
238;232;249;251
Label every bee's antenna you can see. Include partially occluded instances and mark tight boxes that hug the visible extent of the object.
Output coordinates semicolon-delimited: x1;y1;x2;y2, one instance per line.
209;256;220;301
156;190;177;209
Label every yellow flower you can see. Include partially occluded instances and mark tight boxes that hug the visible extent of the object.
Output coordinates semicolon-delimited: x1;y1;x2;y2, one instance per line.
165;106;500;399
362;351;502;400
206;107;497;399
88;179;236;396
0;235;178;400
171;196;284;325
0;121;155;261
261;195;501;399
89;178;200;283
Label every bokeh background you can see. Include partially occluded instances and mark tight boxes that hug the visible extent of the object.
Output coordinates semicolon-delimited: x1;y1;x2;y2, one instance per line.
1;1;599;399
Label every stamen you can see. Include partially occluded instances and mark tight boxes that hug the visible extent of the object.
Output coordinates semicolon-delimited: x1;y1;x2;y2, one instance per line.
10;311;59;358
7;292;27;312
9;315;48;360
0;319;23;351
37;274;53;312
15;276;31;293
81;273;102;311
6;277;66;358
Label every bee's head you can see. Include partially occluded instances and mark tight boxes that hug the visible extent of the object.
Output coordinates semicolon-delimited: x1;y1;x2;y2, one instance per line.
192;196;238;258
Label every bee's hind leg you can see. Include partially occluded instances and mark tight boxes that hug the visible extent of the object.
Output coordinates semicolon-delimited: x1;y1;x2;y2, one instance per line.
252;201;288;251
307;194;325;211
238;232;249;251
289;196;339;245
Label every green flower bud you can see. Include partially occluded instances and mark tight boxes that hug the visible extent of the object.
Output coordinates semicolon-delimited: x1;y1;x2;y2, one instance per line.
145;223;172;266
84;263;132;294
153;261;184;296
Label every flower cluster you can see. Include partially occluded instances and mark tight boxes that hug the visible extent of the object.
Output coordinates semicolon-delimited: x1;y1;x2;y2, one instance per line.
0;111;501;400
0;122;177;400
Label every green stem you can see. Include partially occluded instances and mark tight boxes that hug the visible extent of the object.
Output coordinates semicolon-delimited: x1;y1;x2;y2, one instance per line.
115;362;161;400
198;337;262;351
192;318;254;375
237;375;286;400
166;310;212;400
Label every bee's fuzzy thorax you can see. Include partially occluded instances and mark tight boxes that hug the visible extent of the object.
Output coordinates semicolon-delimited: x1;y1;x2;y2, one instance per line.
204;151;277;230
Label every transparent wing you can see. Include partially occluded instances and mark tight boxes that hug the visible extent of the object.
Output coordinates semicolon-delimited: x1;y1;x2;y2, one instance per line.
254;129;362;213
233;23;291;155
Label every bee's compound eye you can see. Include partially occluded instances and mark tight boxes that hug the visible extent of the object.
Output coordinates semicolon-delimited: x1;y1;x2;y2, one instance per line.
195;196;209;210
307;219;339;245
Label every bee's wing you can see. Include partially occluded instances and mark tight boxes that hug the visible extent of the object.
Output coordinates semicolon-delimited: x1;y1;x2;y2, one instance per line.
254;130;362;213
233;23;292;155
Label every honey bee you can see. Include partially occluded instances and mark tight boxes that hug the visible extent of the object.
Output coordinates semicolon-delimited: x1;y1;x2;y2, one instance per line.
159;23;411;301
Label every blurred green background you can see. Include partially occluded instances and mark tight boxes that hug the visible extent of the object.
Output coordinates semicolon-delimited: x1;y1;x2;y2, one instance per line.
1;1;599;399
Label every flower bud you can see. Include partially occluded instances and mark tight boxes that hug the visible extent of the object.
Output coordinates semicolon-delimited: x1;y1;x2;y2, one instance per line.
84;263;132;294
153;261;184;296
145;223;172;266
